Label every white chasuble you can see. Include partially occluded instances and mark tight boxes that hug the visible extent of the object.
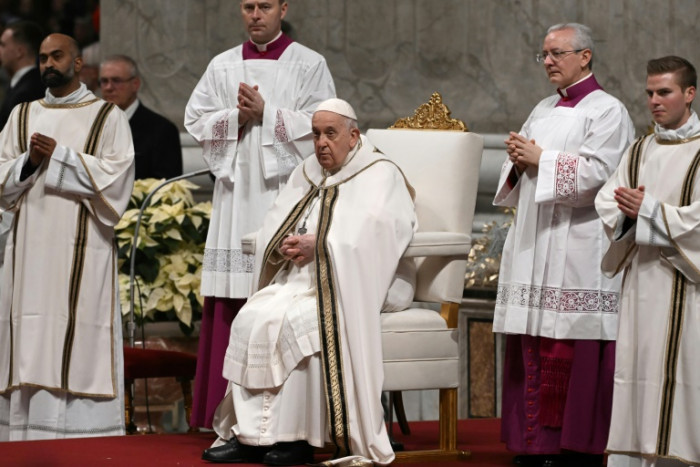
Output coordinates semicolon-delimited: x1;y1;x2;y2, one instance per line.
493;90;634;340
185;42;336;298
216;140;416;465
596;132;700;466
0;88;135;400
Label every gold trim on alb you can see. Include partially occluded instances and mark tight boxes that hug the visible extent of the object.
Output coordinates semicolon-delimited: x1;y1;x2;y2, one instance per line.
655;133;700;145
39;98;100;109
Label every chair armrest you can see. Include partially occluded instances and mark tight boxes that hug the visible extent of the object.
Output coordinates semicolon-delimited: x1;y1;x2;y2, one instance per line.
404;231;470;258
241;232;257;255
244;231;468;257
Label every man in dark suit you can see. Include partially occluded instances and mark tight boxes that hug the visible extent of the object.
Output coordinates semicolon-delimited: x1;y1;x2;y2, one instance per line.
99;54;182;179
0;21;45;131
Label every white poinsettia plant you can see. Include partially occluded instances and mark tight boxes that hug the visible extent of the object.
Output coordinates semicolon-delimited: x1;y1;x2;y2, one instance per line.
116;178;211;334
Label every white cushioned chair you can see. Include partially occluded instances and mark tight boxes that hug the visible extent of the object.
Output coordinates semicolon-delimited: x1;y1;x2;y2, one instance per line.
367;92;483;462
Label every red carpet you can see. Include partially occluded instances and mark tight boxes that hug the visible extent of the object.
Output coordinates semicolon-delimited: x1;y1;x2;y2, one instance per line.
0;418;512;466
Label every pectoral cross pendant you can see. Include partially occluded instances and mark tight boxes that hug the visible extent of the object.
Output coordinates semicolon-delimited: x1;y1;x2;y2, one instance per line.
298;225;307;235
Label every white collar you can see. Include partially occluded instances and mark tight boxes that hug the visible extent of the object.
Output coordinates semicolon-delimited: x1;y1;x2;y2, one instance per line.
251;31;282;52
10;65;35;88
655;110;700;141
124;98;140;120
559;72;593;97
44;82;92;105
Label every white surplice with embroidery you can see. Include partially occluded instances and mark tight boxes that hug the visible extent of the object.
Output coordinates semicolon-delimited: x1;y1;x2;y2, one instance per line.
492;90;634;340
0;84;135;440
184;42;335;298
596;114;700;467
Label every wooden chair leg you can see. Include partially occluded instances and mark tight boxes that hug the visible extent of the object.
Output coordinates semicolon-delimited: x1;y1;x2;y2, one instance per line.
124;379;137;434
179;378;198;433
393;387;468;462
439;387;458;451
392;391;411;435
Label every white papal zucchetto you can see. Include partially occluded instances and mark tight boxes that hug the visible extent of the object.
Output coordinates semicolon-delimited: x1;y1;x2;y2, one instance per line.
314;98;357;121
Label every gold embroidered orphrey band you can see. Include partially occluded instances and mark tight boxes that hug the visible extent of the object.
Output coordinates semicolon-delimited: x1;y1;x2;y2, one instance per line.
314;184;351;457
627;134;650;188
257;181;351;458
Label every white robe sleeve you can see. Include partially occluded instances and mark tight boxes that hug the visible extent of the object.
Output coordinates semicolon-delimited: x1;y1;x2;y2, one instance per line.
636;194;672;247
258;59;336;181
656;198;700;283
184;61;241;182
0;153;41;208
494;115;534;207
0;106;42;209
595;144;638;277
45;145;98;195
493;160;523;207
44;108;135;227
381;256;417;312
536;103;634;207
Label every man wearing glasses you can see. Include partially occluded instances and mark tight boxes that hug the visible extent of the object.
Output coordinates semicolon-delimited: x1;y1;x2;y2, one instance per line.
100;54;183;180
492;23;635;467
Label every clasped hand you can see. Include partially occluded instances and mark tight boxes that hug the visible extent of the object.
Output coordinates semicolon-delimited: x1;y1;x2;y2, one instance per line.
237;82;264;126
280;234;315;267
614;185;645;219
505;131;542;170
29;133;57;167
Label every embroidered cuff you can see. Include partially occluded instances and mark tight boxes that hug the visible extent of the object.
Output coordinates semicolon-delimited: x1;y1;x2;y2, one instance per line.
553;152;578;202
44;145;73;192
636;194;671;247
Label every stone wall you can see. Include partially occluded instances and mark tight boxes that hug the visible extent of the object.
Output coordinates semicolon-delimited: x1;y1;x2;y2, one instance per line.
102;0;700;135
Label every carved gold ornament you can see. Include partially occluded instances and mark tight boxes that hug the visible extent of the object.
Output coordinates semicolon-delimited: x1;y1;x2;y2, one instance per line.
390;92;468;132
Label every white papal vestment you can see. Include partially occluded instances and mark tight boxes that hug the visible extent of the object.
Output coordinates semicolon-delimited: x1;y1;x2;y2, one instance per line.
184;38;336;299
0;84;135;440
213;139;417;465
596;114;700;467
493;89;635;340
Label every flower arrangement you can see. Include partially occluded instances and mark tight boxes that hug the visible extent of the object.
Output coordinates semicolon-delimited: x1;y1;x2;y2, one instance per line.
116;178;212;334
464;208;513;291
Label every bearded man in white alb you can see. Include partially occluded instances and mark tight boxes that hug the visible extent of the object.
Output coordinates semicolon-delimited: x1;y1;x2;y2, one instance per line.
493;23;635;467
596;55;700;467
184;0;336;429
0;33;135;441
201;99;416;466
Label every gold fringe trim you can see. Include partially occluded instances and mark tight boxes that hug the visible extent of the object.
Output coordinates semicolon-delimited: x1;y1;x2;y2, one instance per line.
39;98;100;109
655;132;700;145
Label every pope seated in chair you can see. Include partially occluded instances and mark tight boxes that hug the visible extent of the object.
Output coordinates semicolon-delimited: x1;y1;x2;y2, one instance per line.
201;98;417;466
